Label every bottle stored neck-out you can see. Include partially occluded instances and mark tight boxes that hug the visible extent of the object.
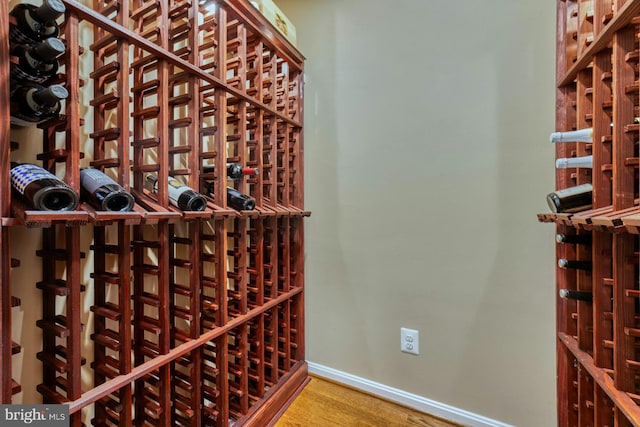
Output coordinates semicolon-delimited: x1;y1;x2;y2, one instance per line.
558;258;592;271
9;0;66;45
80;168;135;212
10;163;78;211
10;83;68;127
10;37;65;85
556;233;591;245
550;128;593;143
555;155;592;169
546;183;592;214
559;289;592;302
202;163;260;180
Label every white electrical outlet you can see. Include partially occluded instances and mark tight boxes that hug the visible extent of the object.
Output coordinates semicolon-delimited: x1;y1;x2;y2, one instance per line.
401;328;419;355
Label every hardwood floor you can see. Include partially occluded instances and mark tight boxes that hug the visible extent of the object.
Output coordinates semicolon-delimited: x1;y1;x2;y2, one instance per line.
274;376;464;427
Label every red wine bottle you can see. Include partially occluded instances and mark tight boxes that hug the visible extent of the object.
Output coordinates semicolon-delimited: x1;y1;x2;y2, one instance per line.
10;37;65;85
10;163;78;211
226;187;256;211
80;168;135;212
558;258;592;271
145;174;207;211
546;183;592;213
556;233;591;245
202;163;260;180
10;83;68;126
9;0;66;45
559;289;592;302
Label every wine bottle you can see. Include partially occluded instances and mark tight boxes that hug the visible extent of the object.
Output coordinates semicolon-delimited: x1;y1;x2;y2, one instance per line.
558;258;592;271
10;163;78;211
556;233;591;245
9;0;66;46
559;289;592;302
144;174;207;211
549;128;593;143
10;83;68;127
80;168;135;212
546;183;592;213
226;187;256;211
10;38;65;85
202;163;260;180
555;155;592;169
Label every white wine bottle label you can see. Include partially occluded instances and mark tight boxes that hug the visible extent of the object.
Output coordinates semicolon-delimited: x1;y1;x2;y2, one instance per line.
168;177;191;207
80;169;118;193
10;164;59;195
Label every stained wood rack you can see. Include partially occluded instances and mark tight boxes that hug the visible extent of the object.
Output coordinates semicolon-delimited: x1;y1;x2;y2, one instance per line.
540;0;640;425
0;0;308;425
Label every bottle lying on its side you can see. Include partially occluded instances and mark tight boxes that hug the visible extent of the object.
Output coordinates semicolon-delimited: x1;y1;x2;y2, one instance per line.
145;174;207;212
10;163;79;211
557;258;592;271
555;155;592;169
202;163;260;180
9;0;66;46
10;83;68;127
226;187;256;211
80;168;135;212
555;233;591;245
10;37;65;85
546;183;592;213
559;289;592;302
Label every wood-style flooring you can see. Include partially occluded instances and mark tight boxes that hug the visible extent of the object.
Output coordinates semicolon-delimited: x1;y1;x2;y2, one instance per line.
275;375;464;427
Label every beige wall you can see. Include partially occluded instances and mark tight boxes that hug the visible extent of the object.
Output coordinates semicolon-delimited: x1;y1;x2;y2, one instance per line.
277;1;557;426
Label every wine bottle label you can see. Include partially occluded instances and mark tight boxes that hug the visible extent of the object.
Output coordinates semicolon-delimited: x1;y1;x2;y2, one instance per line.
80;169;118;193
168;177;192;206
10;164;59;195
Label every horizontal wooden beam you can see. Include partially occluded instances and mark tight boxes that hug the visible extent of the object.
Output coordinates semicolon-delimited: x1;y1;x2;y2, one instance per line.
67;286;303;413
559;332;640;425
61;0;302;127
559;0;640;87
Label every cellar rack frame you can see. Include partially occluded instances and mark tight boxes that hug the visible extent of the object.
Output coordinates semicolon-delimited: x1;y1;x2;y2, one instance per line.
0;0;309;426
540;0;640;425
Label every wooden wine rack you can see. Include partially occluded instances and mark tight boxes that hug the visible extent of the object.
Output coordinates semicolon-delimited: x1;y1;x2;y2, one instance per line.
540;0;640;425
0;0;308;425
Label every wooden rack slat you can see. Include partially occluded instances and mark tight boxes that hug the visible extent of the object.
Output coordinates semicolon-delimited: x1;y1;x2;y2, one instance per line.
559;0;640;86
61;0;302;128
560;333;640;424
4;0;309;422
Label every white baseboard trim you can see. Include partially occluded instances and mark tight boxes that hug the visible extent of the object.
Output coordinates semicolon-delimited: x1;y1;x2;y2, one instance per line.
307;361;514;427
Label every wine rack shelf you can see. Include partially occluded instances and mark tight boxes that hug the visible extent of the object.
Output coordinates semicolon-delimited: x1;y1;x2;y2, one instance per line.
540;0;640;425
0;0;308;425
